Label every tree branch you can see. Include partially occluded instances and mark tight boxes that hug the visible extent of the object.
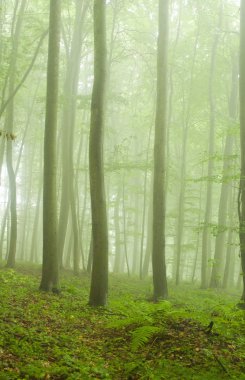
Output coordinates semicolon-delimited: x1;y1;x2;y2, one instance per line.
0;29;48;119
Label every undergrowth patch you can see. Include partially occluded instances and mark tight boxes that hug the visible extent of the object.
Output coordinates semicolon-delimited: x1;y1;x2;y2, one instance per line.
0;267;244;379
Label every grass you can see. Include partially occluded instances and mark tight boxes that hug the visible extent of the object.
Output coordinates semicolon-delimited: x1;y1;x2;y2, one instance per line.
0;265;244;379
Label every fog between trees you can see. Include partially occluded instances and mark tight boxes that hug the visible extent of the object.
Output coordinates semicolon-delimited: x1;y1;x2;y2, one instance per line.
0;0;244;306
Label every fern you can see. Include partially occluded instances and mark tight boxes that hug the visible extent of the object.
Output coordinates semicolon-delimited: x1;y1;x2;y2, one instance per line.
107;315;153;329
107;297;171;352
131;325;161;352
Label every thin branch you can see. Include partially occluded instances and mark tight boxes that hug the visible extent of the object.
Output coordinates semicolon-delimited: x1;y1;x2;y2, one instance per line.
0;29;48;119
213;353;230;375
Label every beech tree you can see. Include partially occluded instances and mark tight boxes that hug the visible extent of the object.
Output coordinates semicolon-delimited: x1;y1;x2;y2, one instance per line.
58;0;89;273
88;0;108;306
152;0;169;301
201;1;222;289
40;0;61;293
210;57;238;288
239;0;245;303
5;0;27;268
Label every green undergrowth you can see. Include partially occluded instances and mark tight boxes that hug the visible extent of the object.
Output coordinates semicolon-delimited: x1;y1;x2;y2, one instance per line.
0;266;244;379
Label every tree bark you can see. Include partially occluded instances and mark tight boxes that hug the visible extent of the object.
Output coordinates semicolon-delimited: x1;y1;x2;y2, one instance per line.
113;183;122;273
57;0;89;268
40;0;61;293
152;0;169;300
201;1;222;288
239;0;245;303
5;0;27;268
210;57;238;288
88;0;108;306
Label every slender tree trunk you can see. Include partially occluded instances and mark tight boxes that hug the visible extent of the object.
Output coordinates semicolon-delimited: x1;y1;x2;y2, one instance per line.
201;2;222;289
5;132;17;268
175;127;187;285
132;191;140;274
152;0;169;300
122;174;130;276
139;123;153;279
20;143;35;261
175;18;200;285
89;0;108;306
64;222;73;269
239;0;245;303
0;138;5;184
87;234;93;274
58;0;88;267
70;187;80;275
191;159;204;283
222;187;236;289
142;194;153;278
40;0;61;293
5;0;27;268
0;199;9;261
210;57;238;287
113;183;122;273
74;114;88;272
30;182;42;263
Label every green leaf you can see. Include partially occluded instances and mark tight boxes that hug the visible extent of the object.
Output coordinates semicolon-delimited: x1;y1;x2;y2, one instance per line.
131;325;161;352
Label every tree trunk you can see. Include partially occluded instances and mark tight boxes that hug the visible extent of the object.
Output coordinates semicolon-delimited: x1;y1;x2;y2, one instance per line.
142;194;153;278
210;57;238;287
30;182;42;263
5;0;27;268
239;0;245;303
40;0;61;293
139;123;153;279
152;0;169;300
0;199;9;261
201;2;222;289
58;0;88;268
132;191;140;275
88;0;108;306
175;17;200;285
222;188;236;289
113;183;122;273
122;174;130;276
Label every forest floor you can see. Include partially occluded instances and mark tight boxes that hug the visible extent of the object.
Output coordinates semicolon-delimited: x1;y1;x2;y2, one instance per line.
0;265;244;380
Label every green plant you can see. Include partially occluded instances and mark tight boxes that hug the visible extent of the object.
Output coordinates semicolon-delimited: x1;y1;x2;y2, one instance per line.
131;325;162;351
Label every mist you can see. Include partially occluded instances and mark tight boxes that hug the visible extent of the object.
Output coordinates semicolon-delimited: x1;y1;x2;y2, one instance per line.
0;1;244;379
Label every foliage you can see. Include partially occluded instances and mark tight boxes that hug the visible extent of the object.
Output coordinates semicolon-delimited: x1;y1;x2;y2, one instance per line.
0;267;244;379
130;325;161;352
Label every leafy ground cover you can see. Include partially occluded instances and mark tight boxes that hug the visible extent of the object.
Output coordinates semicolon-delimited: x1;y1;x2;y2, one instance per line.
0;266;244;379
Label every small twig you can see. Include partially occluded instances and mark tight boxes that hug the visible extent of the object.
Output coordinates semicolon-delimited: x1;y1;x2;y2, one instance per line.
205;321;214;334
213;353;230;376
145;336;159;360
